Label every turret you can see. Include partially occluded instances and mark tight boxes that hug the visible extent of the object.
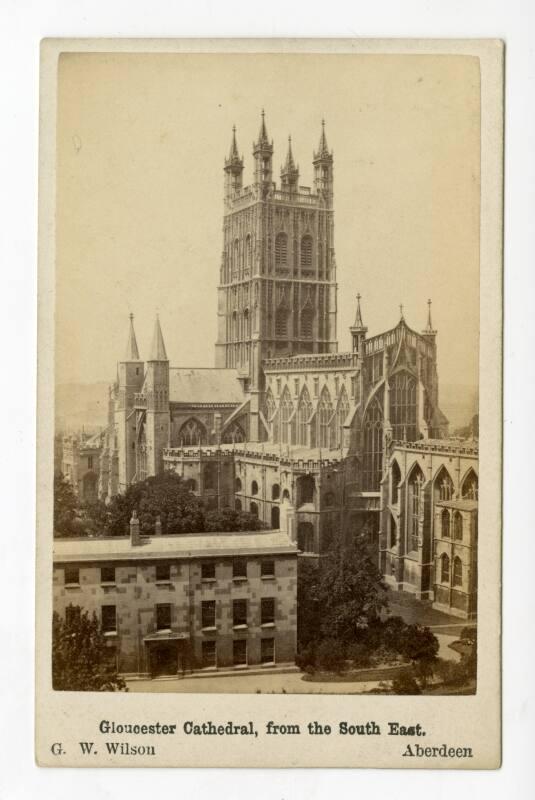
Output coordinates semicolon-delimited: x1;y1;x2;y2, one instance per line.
253;109;273;198
224;125;244;203
145;315;170;477
313;120;333;205
280;136;299;193
422;299;437;339
349;294;368;356
117;314;144;492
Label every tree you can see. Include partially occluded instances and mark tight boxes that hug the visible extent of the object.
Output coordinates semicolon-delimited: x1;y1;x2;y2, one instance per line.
316;533;389;642
54;473;79;537
52;605;126;692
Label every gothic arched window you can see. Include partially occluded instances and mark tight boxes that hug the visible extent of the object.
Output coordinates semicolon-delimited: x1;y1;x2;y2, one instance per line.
179;418;206;446
251;480;259;496
222;422;245;444
301;307;314;338
362;395;383;491
453;511;463;541
245;234;252;269
275;305;289;337
407;464;424;552
333;385;349;449
233;238;240;272
452;556;462;587
235;477;242;492
461;469;478;500
390;372;417;441
280;387;293;445
275;232;288;266
441;508;450;538
271;483;280;501
440;553;450;583
300;235;313;268
317;386;333;449
297;386;312;445
435;466;454;502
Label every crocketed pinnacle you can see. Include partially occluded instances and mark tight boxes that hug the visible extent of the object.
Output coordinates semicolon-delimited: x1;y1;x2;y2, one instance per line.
255;109;271;148
124;313;140;361
423;299;436;335
315;119;330;159
149;314;168;361
226;125;242;166
353;293;365;329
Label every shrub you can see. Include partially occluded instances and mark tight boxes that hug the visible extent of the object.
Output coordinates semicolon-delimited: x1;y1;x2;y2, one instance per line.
392;668;421;695
315;639;346;673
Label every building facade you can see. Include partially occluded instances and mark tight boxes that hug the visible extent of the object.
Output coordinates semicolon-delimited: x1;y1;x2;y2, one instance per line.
61;431;103;504
53;515;298;677
92;112;478;618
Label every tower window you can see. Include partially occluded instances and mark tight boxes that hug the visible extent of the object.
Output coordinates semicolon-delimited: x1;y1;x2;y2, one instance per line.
301;235;313;268
275;306;288;337
440;553;450;584
275;233;288;266
301;309;314;338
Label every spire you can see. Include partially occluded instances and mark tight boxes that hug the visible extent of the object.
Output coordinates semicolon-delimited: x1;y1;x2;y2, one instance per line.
423;298;437;336
314;119;331;161
255;108;270;148
281;135;299;189
399;303;405;322
225;125;243;168
149;315;168;361
349;293;368;354
353;293;365;329
124;313;140;361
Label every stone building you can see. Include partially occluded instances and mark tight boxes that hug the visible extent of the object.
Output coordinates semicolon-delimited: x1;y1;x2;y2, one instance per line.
93;112;478;618
53;513;298;677
61;430;103;504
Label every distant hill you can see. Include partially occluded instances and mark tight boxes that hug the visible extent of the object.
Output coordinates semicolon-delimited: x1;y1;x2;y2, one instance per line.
56;382;109;433
439;383;478;431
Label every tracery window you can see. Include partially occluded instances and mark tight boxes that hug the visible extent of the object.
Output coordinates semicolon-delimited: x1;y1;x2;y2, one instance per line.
245;234;252;269
179;418;206;446
461;470;478;500
222;422;245;444
440;553;450;583
453;511;463;541
407;465;424;552
275;232;288;266
441;508;450;538
452;556;462;587
390;372;417;441
362;395;383;491
317;386;333;449
280;387;293;445
300;235;313;268
296;386;312;445
436;468;454;501
275;305;288;337
301;308;314;338
333;386;349;449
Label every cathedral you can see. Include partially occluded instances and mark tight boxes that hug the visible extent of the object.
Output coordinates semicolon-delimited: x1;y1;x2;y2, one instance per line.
94;113;478;619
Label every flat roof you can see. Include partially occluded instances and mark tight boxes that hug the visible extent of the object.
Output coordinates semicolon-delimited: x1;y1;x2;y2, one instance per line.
53;529;297;564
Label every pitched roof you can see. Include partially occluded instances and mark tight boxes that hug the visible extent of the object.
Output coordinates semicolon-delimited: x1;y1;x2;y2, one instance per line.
169;368;244;405
53;529;297;563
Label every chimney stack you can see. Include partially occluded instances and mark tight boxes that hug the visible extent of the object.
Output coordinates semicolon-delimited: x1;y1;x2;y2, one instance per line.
130;510;141;546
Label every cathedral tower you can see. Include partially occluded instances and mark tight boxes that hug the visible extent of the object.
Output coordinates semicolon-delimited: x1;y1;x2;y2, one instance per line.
215;113;339;438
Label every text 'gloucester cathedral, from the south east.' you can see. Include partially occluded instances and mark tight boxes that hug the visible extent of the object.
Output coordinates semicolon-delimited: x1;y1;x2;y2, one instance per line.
95;112;479;620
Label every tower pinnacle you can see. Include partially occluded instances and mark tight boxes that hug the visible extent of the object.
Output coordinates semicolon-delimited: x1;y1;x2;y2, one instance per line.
281;135;299;190
124;313;141;361
349;293;368;354
423;298;437;336
149;315;168;361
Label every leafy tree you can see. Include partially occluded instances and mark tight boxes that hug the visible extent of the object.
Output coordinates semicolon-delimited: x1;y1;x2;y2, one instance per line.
204;507;263;532
316;533;389;642
54;473;79;537
52;605;126;692
296;556;321;649
392;668;421;695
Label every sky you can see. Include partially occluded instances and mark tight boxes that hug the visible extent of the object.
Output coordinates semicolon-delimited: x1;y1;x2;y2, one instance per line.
56;52;480;394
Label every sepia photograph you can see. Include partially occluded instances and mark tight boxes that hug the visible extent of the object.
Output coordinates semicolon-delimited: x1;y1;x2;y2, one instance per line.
35;38;503;768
